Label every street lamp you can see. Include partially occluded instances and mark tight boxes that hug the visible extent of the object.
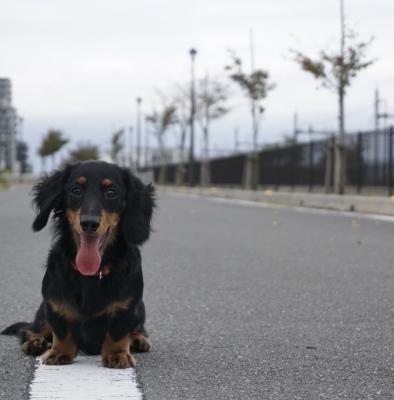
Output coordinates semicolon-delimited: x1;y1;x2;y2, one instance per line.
188;48;197;186
128;126;134;168
144;115;150;168
136;97;142;171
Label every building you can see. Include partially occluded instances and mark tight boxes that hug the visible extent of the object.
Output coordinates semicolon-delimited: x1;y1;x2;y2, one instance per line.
0;78;18;172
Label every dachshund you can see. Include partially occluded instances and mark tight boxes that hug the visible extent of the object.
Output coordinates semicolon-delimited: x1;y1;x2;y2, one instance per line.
1;161;155;369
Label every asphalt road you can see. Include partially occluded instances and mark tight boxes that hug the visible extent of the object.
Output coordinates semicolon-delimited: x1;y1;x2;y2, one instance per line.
0;186;393;399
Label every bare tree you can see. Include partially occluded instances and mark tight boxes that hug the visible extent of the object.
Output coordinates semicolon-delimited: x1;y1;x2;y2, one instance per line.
172;84;190;185
291;1;374;193
196;75;230;186
110;129;124;165
226;51;275;189
146;104;177;185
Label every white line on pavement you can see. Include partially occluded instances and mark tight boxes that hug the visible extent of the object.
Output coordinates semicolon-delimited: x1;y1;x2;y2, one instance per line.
29;356;142;400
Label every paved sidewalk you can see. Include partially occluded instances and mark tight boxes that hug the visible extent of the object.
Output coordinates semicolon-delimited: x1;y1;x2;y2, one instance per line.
159;186;394;216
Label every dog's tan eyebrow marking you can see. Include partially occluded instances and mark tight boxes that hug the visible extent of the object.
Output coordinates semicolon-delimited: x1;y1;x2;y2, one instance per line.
102;178;112;187
77;176;87;185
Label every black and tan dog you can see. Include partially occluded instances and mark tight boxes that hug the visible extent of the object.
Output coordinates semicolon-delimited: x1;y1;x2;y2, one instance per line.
1;161;155;368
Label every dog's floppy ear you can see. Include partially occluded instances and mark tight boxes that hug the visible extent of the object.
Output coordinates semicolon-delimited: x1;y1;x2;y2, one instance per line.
121;169;155;246
32;165;72;231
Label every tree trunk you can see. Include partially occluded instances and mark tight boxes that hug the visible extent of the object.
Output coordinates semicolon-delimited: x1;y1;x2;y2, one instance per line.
175;128;187;186
203;126;209;160
200;126;211;186
324;137;334;193
158;165;167;185
158;137;167;185
335;2;346;195
243;152;259;190
251;100;258;151
334;87;346;194
247;100;260;191
175;163;185;185
200;160;210;187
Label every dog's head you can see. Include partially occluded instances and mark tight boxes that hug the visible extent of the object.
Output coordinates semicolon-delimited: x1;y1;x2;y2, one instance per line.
32;161;155;276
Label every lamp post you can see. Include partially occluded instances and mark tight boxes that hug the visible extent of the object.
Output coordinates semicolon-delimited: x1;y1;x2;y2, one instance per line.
128;126;133;168
136;97;142;171
144;115;150;168
188;48;197;186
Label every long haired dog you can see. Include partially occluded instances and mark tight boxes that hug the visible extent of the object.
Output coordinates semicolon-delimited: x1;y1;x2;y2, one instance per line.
1;161;155;368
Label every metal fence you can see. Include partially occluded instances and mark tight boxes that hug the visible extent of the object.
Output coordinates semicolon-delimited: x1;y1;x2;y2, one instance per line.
150;127;394;195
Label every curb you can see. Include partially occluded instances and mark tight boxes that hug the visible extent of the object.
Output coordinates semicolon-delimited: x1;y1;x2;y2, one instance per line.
158;186;394;217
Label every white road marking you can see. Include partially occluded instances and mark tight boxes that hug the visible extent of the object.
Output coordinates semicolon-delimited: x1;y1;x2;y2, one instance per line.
165;191;394;223
29;356;142;400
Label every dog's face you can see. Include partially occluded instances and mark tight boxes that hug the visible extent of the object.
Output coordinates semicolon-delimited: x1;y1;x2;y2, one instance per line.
32;161;155;276
65;163;126;276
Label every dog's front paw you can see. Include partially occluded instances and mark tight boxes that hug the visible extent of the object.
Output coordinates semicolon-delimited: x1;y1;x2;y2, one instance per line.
131;333;151;353
42;349;74;365
22;337;52;356
102;352;135;369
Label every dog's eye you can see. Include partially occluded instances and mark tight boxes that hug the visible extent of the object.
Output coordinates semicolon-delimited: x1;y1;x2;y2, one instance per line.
70;186;82;196
105;188;118;199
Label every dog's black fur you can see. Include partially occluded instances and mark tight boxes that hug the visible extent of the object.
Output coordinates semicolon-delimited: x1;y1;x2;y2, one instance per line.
1;161;155;368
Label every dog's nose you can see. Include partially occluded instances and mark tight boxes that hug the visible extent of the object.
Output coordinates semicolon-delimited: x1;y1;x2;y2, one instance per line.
80;215;101;234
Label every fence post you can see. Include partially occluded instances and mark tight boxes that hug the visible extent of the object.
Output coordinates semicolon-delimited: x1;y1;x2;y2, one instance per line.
324;137;335;193
291;145;296;191
389;127;393;197
309;141;314;192
357;132;362;194
275;151;280;191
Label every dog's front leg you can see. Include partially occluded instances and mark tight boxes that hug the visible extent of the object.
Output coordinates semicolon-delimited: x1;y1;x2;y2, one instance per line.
42;331;77;365
42;301;78;365
100;310;138;369
101;333;135;369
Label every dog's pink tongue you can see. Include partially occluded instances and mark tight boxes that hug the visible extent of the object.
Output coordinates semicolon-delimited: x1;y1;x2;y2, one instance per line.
75;235;101;276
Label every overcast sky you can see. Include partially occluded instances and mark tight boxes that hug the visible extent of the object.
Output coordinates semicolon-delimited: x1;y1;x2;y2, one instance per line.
1;0;394;169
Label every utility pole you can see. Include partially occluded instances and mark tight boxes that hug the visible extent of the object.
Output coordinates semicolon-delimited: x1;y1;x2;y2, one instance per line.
374;88;394;154
136;97;142;171
293;112;299;141
249;28;258;151
249;29;255;73
188;48;197;187
374;88;381;179
374;88;380;135
144;115;150;168
372;89;394;183
247;28;260;190
375;90;394;126
234;127;239;152
128;126;133;168
380;112;394;128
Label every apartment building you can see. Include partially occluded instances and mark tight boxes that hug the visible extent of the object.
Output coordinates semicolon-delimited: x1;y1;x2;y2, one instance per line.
0;78;18;171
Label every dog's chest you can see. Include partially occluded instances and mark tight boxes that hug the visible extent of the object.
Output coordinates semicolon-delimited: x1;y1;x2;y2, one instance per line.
68;278;106;318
